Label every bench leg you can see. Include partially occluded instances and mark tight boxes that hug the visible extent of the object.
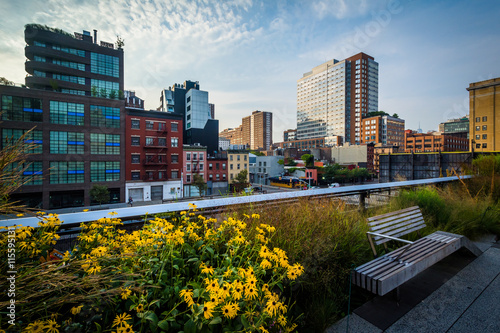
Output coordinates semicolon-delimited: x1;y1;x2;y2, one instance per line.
392;286;401;302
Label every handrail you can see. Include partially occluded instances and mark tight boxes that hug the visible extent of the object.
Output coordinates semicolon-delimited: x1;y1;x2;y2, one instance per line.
0;176;471;229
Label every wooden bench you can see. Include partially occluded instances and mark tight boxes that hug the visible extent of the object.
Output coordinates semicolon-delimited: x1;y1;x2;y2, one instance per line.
352;206;482;296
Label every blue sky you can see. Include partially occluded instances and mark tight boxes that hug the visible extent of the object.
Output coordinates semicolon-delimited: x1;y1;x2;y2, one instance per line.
1;0;499;142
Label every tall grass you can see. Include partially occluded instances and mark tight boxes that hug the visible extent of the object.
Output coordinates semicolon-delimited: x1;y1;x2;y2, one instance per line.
227;199;373;331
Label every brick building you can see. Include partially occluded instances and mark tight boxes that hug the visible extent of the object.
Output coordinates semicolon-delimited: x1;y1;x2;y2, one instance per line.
404;130;469;153
125;108;183;202
183;144;208;197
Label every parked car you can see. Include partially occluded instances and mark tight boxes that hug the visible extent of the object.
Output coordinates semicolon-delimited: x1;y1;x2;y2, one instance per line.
328;183;340;188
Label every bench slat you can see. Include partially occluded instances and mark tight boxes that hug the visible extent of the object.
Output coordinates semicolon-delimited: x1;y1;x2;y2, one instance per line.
366;206;420;222
372;216;425;238
374;223;426;245
368;210;423;229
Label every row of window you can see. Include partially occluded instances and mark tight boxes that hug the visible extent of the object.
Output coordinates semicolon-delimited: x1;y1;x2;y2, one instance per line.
131;136;178;147
33;41;85;57
475;116;488;122
131;119;178;132
186;152;204;161
2;130;120;155
131;154;179;164
131;170;170;181
229;155;247;161
475;125;487;131
8;161;120;185
90;52;119;78
229;164;247;170
1;96;121;128
185;173;226;182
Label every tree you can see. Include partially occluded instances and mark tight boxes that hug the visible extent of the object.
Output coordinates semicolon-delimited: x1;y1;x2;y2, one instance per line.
91;85;99;97
116;35;125;49
366;111;389;118
90;184;109;208
233;169;248;184
192;173;207;196
100;88;107;98
109;90;117;99
301;154;314;168
278;159;284;165
0;77;14;86
392;113;399;118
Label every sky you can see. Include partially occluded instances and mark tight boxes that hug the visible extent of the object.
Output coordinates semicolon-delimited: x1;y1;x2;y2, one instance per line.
1;0;499;143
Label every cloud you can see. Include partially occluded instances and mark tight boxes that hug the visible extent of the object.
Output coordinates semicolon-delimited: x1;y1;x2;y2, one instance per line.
312;0;373;20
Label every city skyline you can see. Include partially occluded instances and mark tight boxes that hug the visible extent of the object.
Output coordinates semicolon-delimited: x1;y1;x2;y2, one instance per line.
1;0;499;142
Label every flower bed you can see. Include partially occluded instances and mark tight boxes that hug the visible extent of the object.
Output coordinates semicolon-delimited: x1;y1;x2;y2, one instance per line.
0;204;303;332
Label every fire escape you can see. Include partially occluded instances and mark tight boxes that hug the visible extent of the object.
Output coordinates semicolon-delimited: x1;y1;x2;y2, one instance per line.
143;123;168;181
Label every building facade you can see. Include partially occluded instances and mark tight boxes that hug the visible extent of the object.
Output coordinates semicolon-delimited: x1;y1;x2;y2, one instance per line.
0;24;125;209
182;144;208;197
296;52;378;144
227;150;249;183
125;108;183;202
467;78;500;152
439;116;469;138
220;110;272;150
283;129;297;142
249;156;284;185
206;153;228;195
361;115;405;146
404;130;469;153
272;137;327;150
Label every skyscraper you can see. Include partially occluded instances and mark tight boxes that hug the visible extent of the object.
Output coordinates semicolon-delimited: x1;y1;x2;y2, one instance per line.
296;52;378;145
219;110;273;150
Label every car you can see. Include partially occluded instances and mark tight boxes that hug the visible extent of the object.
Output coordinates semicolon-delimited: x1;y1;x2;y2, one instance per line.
328;183;340;188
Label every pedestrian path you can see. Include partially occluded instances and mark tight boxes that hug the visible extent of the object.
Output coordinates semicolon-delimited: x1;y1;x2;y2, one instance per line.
327;236;500;333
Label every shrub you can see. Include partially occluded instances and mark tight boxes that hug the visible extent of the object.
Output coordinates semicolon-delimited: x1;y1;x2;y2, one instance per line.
0;205;303;332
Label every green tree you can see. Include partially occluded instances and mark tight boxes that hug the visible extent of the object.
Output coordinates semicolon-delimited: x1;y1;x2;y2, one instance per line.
301;154;314;168
109;90;117;99
392;113;399;118
366;111;389;118
233;169;248;184
0;77;14;86
91;85;99;97
278;159;284;165
90;184;109;207
192;173;207;196
100;88;107;98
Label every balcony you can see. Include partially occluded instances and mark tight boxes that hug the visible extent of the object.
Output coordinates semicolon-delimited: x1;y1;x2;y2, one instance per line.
142;174;168;181
144;142;167;149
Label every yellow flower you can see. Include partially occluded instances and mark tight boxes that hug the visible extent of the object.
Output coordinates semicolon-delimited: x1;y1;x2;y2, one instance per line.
245;286;258;300
251;213;260;219
188;203;198;210
83;209;89;212
179;289;194;307
121;287;132;300
180;211;187;215
25;320;44;333
260;259;272;270
112;313;132;327
135;303;144;313
278;315;287;327
205;278;219;293
219;282;232;299
108;211;118;216
44;319;60;333
203;302;215;319
221;302;239;319
201;265;214;275
259;327;270;333
287;263;304;280
70;305;83;315
116;322;135;333
16;213;24;217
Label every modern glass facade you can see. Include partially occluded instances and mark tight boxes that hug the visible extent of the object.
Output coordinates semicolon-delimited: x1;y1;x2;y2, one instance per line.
90;52;119;77
91;161;120;182
3;129;43;154
50;101;85;125
1;96;43;122
50;161;85;184
90;105;120;128
50;131;84;154
90;133;120;154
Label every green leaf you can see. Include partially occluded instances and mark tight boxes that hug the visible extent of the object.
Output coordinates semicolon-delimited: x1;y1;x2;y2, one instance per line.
209;317;222;325
206;246;214;257
144;311;159;326
94;322;102;333
187;257;199;263
158;320;169;330
173;265;179;270
184;319;196;333
241;315;249;328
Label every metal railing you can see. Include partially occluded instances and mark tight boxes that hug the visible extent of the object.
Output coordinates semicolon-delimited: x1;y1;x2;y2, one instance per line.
1;176;470;230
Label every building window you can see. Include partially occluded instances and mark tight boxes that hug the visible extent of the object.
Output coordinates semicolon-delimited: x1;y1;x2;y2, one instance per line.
146;121;154;130
50;131;84;154
216;174;220;180
158;137;166;146
476;126;480;131
171;170;178;179
52;74;85;85
475;117;480;122
3;129;43;154
237;155;240;161
90;105;120;128
476;143;481;149
1;96;43;122
482;143;487;148
171;155;179;163
200;163;204;171
230;155;233;161
475;135;480;140
199;152;204;161
171;137;178;147
6;161;42;185
482;125;487;131
90;79;120;99
222;163;226;170
131;119;140;129
186;153;191;161
90;52;119;78
482;134;487;140
91;133;120;154
131;154;140;164
193;153;197;160
52;58;85;71
158;171;164;180
223;174;226;180
209;163;213;170
482;116;487;122
244;155;247;161
230;164;233;170
146;137;154;146
131;171;140;180
230;174;233;180
187;164;191;172
131;137;140;146
171;123;178;131
237;164;240;170
146;171;154;180
216;163;219;170
50;101;84;125
50;161;84;184
186;174;191;182
91;161;120;182
51;43;85;57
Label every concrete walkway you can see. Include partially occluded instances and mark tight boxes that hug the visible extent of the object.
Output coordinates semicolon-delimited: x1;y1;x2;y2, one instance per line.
327;237;500;333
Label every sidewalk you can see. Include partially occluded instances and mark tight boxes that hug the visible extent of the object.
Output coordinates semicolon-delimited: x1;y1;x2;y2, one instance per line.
327;235;500;333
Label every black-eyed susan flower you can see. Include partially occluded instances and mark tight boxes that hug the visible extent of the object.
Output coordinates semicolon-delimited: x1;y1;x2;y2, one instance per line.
112;313;132;327
44;319;60;333
70;305;83;315
179;289;194;307
25;320;44;332
260;259;272;270
205;278;219;293
135;303;144;313
221;302;239;319
245;286;258;300
203;302;215;319
116;322;135;333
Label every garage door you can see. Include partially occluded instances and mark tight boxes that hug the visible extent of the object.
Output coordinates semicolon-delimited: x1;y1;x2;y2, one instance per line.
129;188;143;201
151;185;163;201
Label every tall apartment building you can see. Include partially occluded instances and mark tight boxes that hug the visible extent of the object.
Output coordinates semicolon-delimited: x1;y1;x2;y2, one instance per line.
284;129;297;142
125;108;183;202
361;115;405;147
0;24;125;209
297;52;378;144
467;78;500;152
159;81;219;154
219;110;272;150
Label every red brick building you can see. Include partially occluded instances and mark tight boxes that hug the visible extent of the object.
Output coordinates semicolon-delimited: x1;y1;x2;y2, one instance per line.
125;108;184;202
404;130;469;153
207;153;228;195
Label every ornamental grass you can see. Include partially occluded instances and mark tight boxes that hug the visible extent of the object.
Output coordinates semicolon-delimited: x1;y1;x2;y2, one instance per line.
0;204;303;332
